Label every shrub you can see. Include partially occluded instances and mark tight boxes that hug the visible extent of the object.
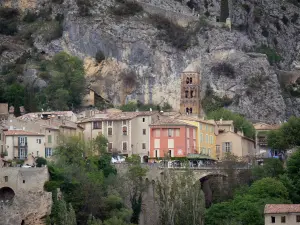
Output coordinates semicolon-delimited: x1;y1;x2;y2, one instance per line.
76;0;91;16
23;11;38;23
44;180;63;192
110;1;143;17
162;102;172;111
0;7;19;19
291;13;299;23
38;21;63;43
211;62;235;78
95;50;105;63
255;45;282;65
36;157;47;167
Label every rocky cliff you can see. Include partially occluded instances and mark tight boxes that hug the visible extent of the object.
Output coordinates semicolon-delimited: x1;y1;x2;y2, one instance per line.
0;0;300;122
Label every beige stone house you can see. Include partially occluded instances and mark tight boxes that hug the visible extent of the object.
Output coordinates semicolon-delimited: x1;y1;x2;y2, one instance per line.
78;111;159;161
3;130;45;160
264;204;300;225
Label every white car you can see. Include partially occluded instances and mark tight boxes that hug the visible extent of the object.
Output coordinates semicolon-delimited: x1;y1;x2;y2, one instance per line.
111;156;126;164
21;164;32;168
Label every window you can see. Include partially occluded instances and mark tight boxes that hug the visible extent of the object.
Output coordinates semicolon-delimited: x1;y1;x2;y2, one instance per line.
297;215;300;222
211;126;214;133
200;123;202;130
36;139;41;144
19;137;26;145
208;148;211;156
154;129;160;137
142;143;146;149
48;135;52;143
186;107;189;113
193;129;196;139
190;77;192;83
185;91;189;98
187;128;190;138
23;180;25;184
19;148;27;159
189;108;192;114
143;129;146;135
225;142;231;152
45;148;53;158
108;143;113;151
271;216;275;223
175;129;180;137
155;149;159;158
216;145;220;154
168;129;173;137
4;176;8;182
206;134;208;143
122;142;127;151
200;133;203;142
190;90;194;98
122;126;127;135
122;120;127;125
206;125;208;132
37;151;39;156
210;135;213;144
93;121;102;129
142;118;145;122
107;121;113;126
186;77;190;84
281;216;286;223
168;150;172;157
108;127;113;136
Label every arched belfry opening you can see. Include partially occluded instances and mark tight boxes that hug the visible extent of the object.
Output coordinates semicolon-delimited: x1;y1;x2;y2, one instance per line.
220;0;229;22
0;187;15;201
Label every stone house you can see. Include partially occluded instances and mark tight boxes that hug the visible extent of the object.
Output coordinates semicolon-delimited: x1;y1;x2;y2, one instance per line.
78;111;159;161
253;122;281;158
0;103;8;120
264;204;300;225
3;130;45;160
149;117;197;159
177;115;217;159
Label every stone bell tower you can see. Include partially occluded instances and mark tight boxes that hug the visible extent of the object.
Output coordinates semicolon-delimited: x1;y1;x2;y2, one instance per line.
180;62;201;116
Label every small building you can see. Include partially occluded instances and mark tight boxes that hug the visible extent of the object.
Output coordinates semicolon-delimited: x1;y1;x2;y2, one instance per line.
0;103;8;120
264;204;300;225
3;130;45;160
149;117;197;158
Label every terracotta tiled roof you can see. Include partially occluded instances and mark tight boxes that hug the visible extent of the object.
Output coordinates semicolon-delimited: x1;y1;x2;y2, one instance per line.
254;123;280;131
78;111;158;123
264;204;300;214
4;130;44;136
150;117;197;127
216;120;234;125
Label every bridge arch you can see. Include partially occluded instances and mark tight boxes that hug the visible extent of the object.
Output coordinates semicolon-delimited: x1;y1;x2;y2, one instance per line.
0;186;15;202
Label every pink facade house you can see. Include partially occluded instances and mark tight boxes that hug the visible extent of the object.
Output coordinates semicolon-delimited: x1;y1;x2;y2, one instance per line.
149;117;197;158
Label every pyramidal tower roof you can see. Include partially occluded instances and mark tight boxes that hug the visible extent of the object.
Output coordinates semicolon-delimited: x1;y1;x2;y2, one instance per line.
183;60;201;73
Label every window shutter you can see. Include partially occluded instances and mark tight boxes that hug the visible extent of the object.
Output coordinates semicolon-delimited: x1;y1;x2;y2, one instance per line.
222;142;226;152
230;142;233;152
18;137;20;144
25;137;27;144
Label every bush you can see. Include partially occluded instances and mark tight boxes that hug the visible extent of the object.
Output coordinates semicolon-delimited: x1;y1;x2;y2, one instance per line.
36;157;47;167
255;45;282;65
95;50;105;63
110;1;143;17
44;180;63;192
23;11;38;23
0;7;19;19
211;62;235;78
76;0;91;16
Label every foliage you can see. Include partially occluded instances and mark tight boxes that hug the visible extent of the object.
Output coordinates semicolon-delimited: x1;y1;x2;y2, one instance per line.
110;1;143;17
211;62;235;78
161;102;172;111
252;158;285;181
41;52;86;110
156;169;205;225
36;157;47;167
119;101;159;112
76;0;92;16
255;45;282;65
95;50;105;63
267;117;300;150
205;178;290;225
207;108;255;139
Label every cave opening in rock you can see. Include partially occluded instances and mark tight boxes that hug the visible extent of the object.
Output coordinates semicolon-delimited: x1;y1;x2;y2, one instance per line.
220;0;229;22
0;187;15;202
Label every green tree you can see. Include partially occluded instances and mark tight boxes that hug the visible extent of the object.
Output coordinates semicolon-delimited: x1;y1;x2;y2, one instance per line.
207;108;255;138
4;83;25;116
43;52;85;110
252;158;285;180
156;169;205;225
36;157;47;167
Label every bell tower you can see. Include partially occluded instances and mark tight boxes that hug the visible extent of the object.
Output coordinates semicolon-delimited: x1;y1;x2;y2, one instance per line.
180;63;201;116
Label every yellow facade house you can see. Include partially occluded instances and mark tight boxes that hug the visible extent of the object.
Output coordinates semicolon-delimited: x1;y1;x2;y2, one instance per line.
177;116;217;159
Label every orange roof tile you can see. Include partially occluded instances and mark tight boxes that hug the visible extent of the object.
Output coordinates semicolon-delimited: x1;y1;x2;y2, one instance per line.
265;204;300;214
4;130;44;136
150;117;197;127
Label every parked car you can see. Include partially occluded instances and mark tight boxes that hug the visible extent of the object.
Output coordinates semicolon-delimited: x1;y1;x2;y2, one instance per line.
111;155;126;164
21;164;32;168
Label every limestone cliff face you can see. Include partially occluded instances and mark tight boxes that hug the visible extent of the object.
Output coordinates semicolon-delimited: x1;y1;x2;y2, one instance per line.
1;0;300;122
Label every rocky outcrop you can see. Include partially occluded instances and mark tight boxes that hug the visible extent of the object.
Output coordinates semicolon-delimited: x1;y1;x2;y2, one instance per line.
1;0;300;122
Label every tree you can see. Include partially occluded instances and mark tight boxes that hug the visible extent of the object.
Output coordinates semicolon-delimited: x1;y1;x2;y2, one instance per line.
36;157;47;167
252;158;285;181
267;130;288;152
4;83;25;116
125;155;148;224
43;52;86;110
207;108;255;138
156;169;205;225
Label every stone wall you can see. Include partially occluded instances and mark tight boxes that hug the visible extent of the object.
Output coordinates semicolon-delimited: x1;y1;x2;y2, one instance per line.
0;168;52;225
